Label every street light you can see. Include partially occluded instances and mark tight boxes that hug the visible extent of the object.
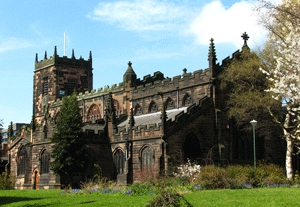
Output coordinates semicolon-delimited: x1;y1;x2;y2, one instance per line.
250;120;258;169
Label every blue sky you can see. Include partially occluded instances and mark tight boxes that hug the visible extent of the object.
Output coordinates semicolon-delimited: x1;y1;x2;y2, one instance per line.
0;0;281;129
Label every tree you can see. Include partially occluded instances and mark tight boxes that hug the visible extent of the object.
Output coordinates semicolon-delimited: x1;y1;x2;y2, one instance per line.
257;0;300;180
220;48;282;137
0;119;3;160
0;119;3;141
50;91;89;187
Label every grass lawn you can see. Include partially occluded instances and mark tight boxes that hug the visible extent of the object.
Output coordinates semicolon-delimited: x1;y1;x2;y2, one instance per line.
185;187;300;207
1;187;300;206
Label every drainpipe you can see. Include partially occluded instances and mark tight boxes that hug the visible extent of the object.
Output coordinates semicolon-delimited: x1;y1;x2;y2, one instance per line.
176;87;179;109
82;99;85;121
5;153;10;173
102;96;105;118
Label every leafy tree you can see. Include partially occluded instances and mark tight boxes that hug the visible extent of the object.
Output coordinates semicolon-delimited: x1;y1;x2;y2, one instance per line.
7;122;13;138
220;49;282;137
257;0;300;180
0;119;3;140
0;119;3;158
50;91;89;187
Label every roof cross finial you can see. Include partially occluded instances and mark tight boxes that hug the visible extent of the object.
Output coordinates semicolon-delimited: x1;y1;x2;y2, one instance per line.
128;61;132;67
241;32;249;46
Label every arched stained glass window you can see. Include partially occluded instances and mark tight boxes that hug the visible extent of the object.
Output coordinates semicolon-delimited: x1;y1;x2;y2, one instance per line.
40;150;50;174
149;101;158;113
17;146;27;175
87;104;101;123
166;97;175;110
182;93;192;106
134;104;142;115
114;149;124;174
141;146;154;170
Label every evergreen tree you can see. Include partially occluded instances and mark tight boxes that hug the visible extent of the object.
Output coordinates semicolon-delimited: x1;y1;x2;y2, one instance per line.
50;91;89;187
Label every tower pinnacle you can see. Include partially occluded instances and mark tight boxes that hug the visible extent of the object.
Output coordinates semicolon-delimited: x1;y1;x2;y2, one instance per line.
208;38;217;62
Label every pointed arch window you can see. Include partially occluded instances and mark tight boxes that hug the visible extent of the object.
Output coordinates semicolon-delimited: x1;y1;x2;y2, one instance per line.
87;104;101;123
149;101;158;113
17;146;27;176
43;124;48;139
183;132;201;162
166;97;175;110
114;149;124;174
40;150;50;174
54;112;60;124
114;99;121;118
141;146;154;170
182;93;192;107
134;104;142;115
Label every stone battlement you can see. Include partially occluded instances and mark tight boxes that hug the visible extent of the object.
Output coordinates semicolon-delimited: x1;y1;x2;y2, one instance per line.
35;47;92;70
132;68;211;98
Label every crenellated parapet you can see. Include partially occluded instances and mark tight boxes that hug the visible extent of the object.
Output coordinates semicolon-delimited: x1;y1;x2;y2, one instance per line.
113;96;212;142
35;47;92;71
136;71;165;85
165;96;213;136
77;82;124;100
221;49;242;68
114;123;163;142
132;68;211;99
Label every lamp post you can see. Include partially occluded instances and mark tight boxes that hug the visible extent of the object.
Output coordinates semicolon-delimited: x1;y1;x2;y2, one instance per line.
250;120;258;169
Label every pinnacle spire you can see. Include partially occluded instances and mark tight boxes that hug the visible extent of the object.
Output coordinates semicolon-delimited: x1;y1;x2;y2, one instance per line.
125;61;136;75
36;53;38;62
54;46;57;57
208;38;217;62
129;108;135;128
44;51;47;60
72;49;75;59
89;51;92;61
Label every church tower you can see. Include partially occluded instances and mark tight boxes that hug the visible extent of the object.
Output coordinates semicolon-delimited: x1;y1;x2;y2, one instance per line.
33;46;93;122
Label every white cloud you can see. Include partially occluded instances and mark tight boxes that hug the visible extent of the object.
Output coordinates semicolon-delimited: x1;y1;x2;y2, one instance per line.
0;37;33;53
88;0;284;48
188;0;267;48
88;0;190;31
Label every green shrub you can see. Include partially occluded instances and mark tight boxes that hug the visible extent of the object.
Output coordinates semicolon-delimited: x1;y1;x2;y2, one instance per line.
130;182;153;194
147;189;192;207
254;163;288;187
197;165;228;189
294;170;300;184
0;172;15;190
155;176;188;189
226;165;254;188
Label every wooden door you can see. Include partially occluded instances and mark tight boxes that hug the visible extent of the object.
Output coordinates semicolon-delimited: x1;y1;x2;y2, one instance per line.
34;171;38;189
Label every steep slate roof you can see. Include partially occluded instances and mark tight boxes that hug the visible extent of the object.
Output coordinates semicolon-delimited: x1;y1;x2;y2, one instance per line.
118;107;188;128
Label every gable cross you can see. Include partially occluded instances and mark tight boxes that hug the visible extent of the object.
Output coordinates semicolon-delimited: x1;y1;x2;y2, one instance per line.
241;32;249;46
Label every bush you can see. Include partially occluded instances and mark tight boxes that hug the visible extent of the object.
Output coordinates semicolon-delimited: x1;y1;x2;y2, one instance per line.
173;159;201;184
130;182;153;194
254;163;288;187
154;176;188;190
196;165;228;189
226;165;254;189
135;166;159;184
147;189;192;207
0;172;15;190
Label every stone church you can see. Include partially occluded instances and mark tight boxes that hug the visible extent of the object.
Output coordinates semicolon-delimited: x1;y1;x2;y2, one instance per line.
7;33;282;189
